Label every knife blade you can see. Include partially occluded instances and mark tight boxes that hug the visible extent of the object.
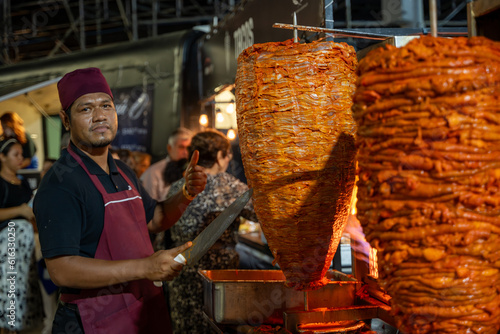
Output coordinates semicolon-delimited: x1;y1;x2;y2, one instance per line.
174;188;253;265
154;188;253;286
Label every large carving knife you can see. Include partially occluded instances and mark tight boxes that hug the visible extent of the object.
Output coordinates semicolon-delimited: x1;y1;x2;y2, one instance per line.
154;188;253;287
175;188;253;265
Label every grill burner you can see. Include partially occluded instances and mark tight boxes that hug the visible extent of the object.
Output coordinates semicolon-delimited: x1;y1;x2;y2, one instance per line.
297;320;365;333
200;269;395;333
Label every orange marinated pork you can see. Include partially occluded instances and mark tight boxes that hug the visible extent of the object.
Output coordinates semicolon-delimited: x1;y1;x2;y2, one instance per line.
236;39;358;290
354;36;500;334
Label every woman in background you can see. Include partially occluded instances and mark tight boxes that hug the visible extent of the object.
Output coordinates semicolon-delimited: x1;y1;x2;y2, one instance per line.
116;148;136;171
0;112;37;169
0;139;42;333
167;129;257;333
133;151;151;178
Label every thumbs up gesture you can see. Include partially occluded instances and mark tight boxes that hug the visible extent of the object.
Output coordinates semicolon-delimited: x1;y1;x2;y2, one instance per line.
183;150;206;200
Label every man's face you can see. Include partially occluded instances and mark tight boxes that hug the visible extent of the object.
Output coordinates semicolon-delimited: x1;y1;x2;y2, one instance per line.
168;137;191;161
61;92;117;153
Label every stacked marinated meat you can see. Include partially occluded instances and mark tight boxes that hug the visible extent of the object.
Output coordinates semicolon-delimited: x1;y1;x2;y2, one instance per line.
354;36;500;333
236;39;357;290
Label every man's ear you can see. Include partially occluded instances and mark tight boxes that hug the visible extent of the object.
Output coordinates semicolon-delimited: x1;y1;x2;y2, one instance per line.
59;110;70;131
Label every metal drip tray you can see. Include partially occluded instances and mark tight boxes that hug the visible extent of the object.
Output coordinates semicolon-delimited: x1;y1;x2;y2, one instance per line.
199;269;359;325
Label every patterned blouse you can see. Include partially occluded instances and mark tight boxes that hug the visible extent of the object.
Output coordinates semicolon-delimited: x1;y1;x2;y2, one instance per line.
168;172;257;248
167;172;257;333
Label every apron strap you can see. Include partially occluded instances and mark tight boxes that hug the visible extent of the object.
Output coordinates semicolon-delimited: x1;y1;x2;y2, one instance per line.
67;144;136;195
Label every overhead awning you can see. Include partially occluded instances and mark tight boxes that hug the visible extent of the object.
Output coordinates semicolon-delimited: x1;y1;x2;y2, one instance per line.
0;77;62;117
0;77;61;103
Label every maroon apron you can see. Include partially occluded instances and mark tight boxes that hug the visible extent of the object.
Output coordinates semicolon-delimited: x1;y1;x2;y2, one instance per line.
60;145;170;333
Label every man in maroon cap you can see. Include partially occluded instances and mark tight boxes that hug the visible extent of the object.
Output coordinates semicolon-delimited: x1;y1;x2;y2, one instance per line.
34;67;207;333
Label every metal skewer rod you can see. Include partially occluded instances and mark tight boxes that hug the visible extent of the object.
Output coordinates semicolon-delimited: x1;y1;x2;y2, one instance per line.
272;23;391;40
429;0;438;37
293;12;298;43
467;0;477;37
304;291;309;311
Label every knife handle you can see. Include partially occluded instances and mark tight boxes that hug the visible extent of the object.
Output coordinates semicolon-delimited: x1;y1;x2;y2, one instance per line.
174;253;187;265
153;254;187;287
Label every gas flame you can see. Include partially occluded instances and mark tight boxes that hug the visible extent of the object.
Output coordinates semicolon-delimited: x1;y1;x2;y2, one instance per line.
344;185;378;279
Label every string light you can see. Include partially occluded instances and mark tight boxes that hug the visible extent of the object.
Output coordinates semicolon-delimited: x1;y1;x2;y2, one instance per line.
216;111;225;123
227;129;236;140
199;114;209;127
226;102;235;114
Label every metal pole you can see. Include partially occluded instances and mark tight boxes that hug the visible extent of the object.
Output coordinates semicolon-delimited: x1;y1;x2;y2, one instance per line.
96;0;102;45
132;0;138;40
467;0;476;37
79;0;86;51
304;291;309;311
346;0;352;29
2;0;11;64
429;0;438;37
103;0;109;20
31;11;37;37
324;0;334;30
62;0;79;42
416;0;425;29
116;0;133;41
176;0;182;18
152;0;158;37
293;12;298;43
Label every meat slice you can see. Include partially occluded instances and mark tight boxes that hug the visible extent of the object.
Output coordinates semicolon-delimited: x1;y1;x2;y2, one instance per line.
354;36;500;333
236;39;358;290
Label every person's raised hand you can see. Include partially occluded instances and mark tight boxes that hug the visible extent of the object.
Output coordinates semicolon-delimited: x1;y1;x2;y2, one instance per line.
184;150;207;197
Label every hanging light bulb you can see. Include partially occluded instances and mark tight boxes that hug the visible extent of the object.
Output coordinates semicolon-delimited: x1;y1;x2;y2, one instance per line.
226;102;235;114
216;111;225;123
199;114;209;127
227;128;236;140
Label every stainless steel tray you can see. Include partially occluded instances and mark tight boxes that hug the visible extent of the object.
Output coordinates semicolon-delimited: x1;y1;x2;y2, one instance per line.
199;269;359;325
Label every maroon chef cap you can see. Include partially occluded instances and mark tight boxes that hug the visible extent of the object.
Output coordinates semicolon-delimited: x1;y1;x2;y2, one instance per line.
57;67;113;111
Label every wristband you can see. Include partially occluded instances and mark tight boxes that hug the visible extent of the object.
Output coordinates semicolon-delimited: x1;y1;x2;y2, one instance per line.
182;183;197;201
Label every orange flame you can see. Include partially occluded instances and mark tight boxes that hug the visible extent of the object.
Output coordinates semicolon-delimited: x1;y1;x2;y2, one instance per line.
344;185;379;279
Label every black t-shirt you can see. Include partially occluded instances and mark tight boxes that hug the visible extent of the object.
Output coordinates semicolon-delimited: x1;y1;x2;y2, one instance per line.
0;176;33;229
34;142;157;260
22;133;37;160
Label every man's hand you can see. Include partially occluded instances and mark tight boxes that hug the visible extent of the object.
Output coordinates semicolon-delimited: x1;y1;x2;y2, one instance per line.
184;150;207;197
45;242;193;289
148;150;207;233
145;241;192;281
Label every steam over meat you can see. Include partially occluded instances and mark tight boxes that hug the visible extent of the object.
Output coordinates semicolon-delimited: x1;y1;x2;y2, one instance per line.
354;36;500;333
236;39;357;290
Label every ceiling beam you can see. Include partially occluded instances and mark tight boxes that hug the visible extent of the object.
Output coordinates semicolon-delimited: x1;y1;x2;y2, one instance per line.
116;0;134;41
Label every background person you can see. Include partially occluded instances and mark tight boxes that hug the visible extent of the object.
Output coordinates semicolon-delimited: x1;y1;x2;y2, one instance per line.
116;148;136;171
0;112;37;169
140;127;193;202
167;129;257;333
0;139;43;333
33;67;207;333
152;158;189;251
34;157;59;334
40;158;56;179
132;151;151;178
142;127;194;256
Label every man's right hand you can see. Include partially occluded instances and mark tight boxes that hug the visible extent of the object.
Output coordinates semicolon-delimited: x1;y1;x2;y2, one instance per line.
146;241;192;282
